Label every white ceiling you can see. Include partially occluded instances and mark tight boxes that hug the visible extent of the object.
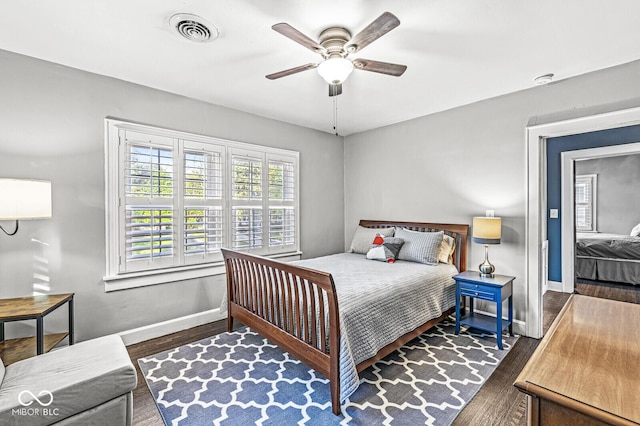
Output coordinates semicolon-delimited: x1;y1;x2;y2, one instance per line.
1;1;639;136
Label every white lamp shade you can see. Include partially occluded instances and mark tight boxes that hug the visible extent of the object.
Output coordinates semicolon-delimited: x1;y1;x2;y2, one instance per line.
0;179;52;220
317;57;354;84
472;217;501;244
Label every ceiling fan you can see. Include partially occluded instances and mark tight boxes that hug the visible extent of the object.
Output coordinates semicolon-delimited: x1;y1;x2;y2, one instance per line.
266;12;407;96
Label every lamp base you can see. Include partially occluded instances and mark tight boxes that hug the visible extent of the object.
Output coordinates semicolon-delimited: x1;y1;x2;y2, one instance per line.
478;245;496;278
478;261;495;278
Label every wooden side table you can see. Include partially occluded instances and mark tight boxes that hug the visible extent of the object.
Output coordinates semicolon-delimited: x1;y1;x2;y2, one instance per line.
454;271;514;349
0;293;74;365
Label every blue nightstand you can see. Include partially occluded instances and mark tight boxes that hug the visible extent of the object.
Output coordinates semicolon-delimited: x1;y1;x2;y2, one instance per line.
454;271;514;350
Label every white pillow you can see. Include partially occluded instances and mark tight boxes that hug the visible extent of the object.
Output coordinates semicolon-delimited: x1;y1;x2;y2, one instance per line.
438;234;456;264
631;223;640;237
348;225;394;254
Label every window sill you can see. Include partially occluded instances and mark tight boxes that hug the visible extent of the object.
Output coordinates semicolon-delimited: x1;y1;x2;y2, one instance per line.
103;251;303;292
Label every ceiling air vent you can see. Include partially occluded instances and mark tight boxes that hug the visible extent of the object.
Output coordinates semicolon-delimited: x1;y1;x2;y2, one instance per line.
169;13;218;43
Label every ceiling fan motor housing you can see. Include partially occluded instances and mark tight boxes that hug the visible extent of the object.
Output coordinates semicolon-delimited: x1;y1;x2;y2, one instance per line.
318;27;352;57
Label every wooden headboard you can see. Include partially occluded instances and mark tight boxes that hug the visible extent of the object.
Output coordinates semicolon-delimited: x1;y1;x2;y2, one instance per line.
359;219;469;272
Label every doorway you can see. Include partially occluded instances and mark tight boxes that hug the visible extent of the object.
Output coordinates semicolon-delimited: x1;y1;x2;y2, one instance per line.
526;106;640;339
560;143;640;293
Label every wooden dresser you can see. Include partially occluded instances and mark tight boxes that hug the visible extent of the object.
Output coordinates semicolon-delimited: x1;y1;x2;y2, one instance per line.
514;294;640;425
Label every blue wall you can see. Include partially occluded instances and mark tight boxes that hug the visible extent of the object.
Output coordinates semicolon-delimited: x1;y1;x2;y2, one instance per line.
546;124;640;282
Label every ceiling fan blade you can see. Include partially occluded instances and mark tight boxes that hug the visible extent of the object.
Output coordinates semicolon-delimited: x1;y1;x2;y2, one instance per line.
345;12;400;54
265;63;318;80
353;58;407;76
329;83;342;97
272;23;326;54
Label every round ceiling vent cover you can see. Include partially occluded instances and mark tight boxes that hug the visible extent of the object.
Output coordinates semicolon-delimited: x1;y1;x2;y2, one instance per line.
169;13;218;43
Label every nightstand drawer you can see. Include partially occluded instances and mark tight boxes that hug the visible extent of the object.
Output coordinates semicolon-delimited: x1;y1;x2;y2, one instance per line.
459;287;495;301
458;282;498;301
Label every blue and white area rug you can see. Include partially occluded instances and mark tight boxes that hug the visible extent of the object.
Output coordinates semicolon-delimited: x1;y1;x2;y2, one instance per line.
139;319;517;425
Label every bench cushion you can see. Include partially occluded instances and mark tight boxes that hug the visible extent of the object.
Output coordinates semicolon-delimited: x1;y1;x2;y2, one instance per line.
0;334;136;425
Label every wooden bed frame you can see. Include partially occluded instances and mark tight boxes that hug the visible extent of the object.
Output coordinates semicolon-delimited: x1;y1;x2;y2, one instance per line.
221;220;469;415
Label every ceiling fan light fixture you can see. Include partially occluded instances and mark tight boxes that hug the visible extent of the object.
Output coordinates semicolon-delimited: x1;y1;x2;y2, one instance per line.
317;57;354;84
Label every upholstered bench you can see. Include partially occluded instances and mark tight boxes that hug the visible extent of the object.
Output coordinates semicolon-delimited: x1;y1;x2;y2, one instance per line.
0;334;137;425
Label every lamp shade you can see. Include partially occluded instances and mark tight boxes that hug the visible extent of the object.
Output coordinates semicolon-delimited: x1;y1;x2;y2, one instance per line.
317;57;354;84
472;217;501;245
0;179;52;220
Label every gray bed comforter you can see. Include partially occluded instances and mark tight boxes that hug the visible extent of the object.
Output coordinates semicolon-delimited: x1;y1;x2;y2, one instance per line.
294;253;458;401
576;233;640;260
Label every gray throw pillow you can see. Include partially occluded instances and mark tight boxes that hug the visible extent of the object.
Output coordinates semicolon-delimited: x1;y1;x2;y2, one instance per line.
395;228;444;265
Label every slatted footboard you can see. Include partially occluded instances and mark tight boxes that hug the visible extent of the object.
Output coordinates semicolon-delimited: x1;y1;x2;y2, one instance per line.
221;220;469;416
221;248;342;414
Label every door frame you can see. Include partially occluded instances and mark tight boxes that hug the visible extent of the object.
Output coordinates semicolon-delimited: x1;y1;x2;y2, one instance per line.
560;142;640;293
526;106;640;338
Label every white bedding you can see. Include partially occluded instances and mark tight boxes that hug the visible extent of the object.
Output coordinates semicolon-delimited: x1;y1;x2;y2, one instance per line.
294;252;458;401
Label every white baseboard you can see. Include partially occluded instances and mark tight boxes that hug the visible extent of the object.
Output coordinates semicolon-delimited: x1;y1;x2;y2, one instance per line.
546;280;563;293
119;308;226;345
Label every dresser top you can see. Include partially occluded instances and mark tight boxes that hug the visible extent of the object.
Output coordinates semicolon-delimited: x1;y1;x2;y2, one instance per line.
514;294;640;424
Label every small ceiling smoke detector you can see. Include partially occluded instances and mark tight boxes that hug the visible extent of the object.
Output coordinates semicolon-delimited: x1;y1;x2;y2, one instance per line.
169;13;218;43
534;73;554;85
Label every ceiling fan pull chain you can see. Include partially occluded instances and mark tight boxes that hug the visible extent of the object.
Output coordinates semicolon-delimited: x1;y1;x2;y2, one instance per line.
333;95;338;135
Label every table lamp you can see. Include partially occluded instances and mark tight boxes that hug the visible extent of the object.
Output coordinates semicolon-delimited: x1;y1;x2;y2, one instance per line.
0;179;52;236
472;216;501;277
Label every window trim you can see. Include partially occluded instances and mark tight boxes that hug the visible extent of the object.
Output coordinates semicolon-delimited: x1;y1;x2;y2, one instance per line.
575;173;597;232
104;118;300;291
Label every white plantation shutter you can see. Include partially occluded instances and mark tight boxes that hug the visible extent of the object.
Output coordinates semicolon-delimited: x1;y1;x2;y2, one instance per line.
268;156;296;251
575;174;597;232
105;119;300;286
122;131;177;271
231;151;264;250
183;141;224;263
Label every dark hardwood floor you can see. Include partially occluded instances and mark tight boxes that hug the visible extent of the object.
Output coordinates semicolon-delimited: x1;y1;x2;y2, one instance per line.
451;290;572;426
575;278;640;304
127;280;640;425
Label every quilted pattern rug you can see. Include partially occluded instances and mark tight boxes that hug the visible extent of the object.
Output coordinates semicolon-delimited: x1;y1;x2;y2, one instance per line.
139;319;517;425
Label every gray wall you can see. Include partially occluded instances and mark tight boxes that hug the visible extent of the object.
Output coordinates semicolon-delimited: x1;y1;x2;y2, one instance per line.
575;154;640;235
344;59;640;323
0;49;345;341
4;46;640;340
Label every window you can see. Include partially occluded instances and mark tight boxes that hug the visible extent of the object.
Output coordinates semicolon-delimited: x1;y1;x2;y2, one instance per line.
575;174;597;232
105;119;299;290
